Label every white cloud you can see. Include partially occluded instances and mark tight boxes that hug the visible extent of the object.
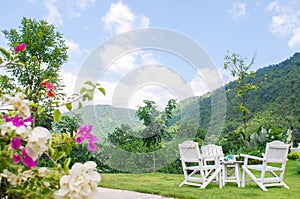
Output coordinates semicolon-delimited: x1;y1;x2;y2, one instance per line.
64;38;81;55
102;49;161;76
189;76;209;96
44;0;63;27
104;65;196;109
267;1;299;37
60;69;77;97
288;27;300;49
230;0;247;20
76;0;95;9
128;85;176;110
102;1;150;35
267;1;300;49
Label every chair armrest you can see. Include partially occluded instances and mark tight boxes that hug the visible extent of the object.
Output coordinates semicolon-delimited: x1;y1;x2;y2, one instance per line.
240;154;264;161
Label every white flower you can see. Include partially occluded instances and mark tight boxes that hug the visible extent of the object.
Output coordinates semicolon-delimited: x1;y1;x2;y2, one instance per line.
38;167;48;177
18;104;31;118
15;125;31;139
43;181;50;187
0;122;16;135
0;169;34;186
25;127;51;160
0;169;18;186
2;92;30;118
55;161;101;199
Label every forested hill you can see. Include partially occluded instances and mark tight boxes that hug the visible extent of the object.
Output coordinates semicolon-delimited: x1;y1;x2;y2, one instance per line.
169;52;300;140
71;52;300;141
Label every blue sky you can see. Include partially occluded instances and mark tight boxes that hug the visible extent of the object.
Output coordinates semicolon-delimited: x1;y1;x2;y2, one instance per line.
1;0;299;109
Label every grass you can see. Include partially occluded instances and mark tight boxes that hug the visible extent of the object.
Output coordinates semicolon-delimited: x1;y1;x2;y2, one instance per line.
99;160;300;199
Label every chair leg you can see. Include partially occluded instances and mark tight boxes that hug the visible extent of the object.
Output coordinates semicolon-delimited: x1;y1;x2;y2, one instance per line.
218;170;222;189
243;167;268;191
201;167;223;189
222;165;226;186
235;163;241;187
179;180;186;187
242;167;246;188
282;182;290;189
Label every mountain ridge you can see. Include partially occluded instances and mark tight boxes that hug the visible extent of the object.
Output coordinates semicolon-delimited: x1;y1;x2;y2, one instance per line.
70;52;300;142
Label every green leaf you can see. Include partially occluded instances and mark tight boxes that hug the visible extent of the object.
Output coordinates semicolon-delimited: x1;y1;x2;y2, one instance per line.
98;87;106;95
48;146;55;157
78;102;83;109
53;109;61;122
37;106;45;114
0;47;11;60
66;103;72;111
63;157;71;173
84;80;93;86
80;87;87;94
57;151;66;161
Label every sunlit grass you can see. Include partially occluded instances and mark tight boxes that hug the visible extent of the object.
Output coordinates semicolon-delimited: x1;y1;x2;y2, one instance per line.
99;160;300;199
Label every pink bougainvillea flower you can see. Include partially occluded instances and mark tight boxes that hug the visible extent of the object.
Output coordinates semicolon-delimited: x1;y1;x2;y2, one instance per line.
88;142;97;152
47;91;56;97
23;155;37;169
87;134;98;151
22;148;37;169
15;43;26;52
75;136;84;144
23;115;33;124
11;137;21;150
88;134;98;144
46;83;55;90
3;115;32;127
13;154;23;163
75;124;93;142
75;124;98;151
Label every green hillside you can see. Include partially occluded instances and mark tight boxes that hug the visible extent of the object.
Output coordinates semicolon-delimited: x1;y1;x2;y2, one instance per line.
171;52;300;142
70;52;300;145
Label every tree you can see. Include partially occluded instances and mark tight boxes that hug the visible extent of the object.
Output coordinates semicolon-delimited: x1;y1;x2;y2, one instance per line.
224;51;258;151
52;114;83;135
136;99;177;171
136;99;177;147
108;124;136;147
2;17;68;125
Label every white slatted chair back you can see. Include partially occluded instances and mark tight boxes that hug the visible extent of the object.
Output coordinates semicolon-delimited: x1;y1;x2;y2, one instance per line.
264;140;290;163
178;140;201;162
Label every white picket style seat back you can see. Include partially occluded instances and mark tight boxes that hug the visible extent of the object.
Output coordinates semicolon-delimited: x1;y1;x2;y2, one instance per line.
201;144;224;161
241;140;290;191
178;140;223;189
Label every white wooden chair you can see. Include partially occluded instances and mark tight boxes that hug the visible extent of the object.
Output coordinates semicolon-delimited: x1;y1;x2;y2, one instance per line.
201;144;223;183
178;140;223;189
241;140;290;191
202;144;241;187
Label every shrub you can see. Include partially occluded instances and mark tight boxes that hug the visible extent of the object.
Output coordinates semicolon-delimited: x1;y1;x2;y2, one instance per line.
288;151;300;160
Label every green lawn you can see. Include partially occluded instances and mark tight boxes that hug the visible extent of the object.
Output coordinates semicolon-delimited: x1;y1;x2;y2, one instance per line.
99;160;300;199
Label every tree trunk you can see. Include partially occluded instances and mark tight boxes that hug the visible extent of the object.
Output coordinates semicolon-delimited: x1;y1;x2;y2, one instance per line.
153;151;156;172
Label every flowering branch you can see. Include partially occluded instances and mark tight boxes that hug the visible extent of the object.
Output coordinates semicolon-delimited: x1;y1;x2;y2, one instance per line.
0;43;102;199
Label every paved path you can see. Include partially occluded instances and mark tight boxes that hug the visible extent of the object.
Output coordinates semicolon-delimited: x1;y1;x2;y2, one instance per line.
92;187;176;199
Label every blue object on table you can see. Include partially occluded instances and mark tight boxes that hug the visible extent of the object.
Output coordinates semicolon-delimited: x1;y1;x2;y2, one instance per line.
225;154;234;161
